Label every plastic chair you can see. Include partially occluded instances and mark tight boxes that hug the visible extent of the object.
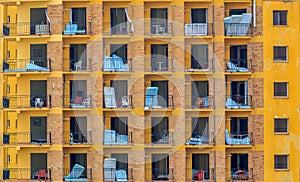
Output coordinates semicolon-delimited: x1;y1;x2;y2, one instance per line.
82;97;90;107
35;98;44;107
121;96;128;108
74;61;82;71
37;169;47;180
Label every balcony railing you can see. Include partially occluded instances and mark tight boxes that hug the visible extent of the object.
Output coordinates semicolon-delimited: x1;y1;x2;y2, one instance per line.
2;95;52;109
225;168;253;181
103;130;133;145
185;131;215;146
224;23;252;36
2;168;51;180
63;168;92;181
186;168;215;181
225;59;253;72
2;132;52;145
225;130;253;145
103;95;133;108
185;58;214;72
63;22;92;35
63;95;92;108
144;58;174;72
184;23;213;36
145;168;174;181
225;95;252;109
2;22;51;36
145;131;174;145
102;22;133;35
63;131;92;144
185;95;214;109
102;57;132;72
144;21;174;35
3;59;51;72
103;168;133;181
144;95;174;109
62;58;92;72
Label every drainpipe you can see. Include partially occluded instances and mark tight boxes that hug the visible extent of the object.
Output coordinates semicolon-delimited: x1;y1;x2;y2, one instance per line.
253;0;256;27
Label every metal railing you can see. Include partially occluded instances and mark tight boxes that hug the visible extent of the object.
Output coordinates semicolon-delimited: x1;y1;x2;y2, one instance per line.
224;23;253;36
225;59;253;72
2;95;52;109
3;58;51;72
225;168;253;181
184;23;213;36
2;168;51;180
63;168;92;180
185;58;213;72
225;95;252;109
186;168;215;181
144;58;174;72
63;131;92;144
144;21;174;35
185;95;214;109
63;22;92;35
102;22;133;35
103;168;133;181
103;95;133;108
62;58;92;72
62;95;93;108
144;95;174;109
144;131;174;145
2;22;51;36
225;130;253;145
145;168;174;181
185;131;215;146
2;132;52;145
103;130;133;145
102;57;132;72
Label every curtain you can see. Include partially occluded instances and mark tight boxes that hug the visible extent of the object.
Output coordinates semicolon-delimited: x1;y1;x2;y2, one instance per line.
124;8;134;32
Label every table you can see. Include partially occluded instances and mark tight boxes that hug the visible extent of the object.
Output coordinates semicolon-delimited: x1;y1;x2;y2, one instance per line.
152;24;161;34
157;61;164;71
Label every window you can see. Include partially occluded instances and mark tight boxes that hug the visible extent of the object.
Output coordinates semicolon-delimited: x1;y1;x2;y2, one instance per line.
274;155;288;170
273;11;287;25
274;46;287;61
274;82;288;97
7;155;10;164
274;118;288;133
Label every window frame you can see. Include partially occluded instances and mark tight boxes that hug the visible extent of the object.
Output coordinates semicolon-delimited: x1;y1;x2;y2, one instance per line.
273;46;288;62
273;10;288;26
274;154;289;170
274;118;289;134
274;82;288;98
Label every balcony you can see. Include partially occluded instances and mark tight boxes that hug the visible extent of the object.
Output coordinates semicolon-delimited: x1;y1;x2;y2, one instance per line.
2;168;51;181
144;21;174;36
63;168;92;181
145;131;174;145
103;130;133;145
103;22;133;36
185;95;214;109
144;95;174;110
225;59;253;73
63;131;92;145
2;23;50;36
186;168;214;181
2;95;52;109
144;58;174;72
102;57;132;72
225;168;253;181
103;95;133;109
185;131;215;146
225;95;252;109
3;59;51;73
185;58;213;72
104;168;133;181
63;58;92;72
184;23;213;36
225;129;253;145
2;132;52;145
145;168;174;181
63;95;92;109
63;22;92;35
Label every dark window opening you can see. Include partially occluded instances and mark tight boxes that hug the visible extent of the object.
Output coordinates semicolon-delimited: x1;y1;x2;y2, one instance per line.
151;8;168;34
191;44;208;69
151;117;169;144
191;9;207;23
192;154;209;180
274;82;288;97
230;45;247;68
152;154;169;180
151;81;168;107
70;117;87;143
151;44;168;71
273;11;287;25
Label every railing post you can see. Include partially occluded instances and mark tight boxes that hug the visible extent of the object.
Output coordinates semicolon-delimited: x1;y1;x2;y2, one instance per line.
49;95;52;108
48;58;52;70
89;58;92;72
49;132;52;144
90;168;92;180
49;168;52;180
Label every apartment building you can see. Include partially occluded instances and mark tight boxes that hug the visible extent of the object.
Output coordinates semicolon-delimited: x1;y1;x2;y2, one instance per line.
0;0;297;181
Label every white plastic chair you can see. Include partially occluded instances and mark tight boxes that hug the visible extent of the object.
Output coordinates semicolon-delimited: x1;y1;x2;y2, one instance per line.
82;97;90;107
121;96;128;108
74;61;82;71
35;98;44;107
